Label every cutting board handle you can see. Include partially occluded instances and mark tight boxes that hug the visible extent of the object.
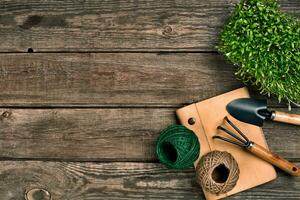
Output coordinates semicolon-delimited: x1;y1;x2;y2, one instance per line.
273;111;300;126
249;143;300;176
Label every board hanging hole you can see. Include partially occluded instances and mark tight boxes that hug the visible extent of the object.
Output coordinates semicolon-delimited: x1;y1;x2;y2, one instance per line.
188;117;196;125
292;167;297;172
27;48;34;53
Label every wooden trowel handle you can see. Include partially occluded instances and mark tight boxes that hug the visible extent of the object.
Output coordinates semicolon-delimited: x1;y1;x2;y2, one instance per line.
273;111;300;126
249;143;300;176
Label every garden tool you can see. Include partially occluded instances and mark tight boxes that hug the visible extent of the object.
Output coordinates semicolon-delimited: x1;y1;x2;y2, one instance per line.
213;117;300;177
226;98;300;126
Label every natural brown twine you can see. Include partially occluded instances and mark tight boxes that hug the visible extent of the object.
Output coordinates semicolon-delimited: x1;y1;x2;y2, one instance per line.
196;151;240;195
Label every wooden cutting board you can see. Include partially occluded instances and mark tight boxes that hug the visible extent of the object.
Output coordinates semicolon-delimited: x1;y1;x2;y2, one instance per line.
176;87;277;200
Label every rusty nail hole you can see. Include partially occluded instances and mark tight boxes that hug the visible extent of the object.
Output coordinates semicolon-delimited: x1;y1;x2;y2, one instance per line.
25;188;51;200
27;48;34;53
188;117;196;125
2;111;11;118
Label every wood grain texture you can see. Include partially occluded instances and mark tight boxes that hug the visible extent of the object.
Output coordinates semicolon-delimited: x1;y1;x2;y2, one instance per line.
0;0;298;52
0;161;299;200
0;53;294;107
249;143;300;176
0;1;298;199
273;111;300;126
0;53;244;107
0;108;298;161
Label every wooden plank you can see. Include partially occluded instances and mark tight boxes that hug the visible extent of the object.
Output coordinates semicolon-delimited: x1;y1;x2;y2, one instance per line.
0;0;298;52
1;52;290;108
0;53;294;107
0;53;244;107
0;161;299;199
0;108;298;161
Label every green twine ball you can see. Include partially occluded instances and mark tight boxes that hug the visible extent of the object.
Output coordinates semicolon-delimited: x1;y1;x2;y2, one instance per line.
156;125;200;170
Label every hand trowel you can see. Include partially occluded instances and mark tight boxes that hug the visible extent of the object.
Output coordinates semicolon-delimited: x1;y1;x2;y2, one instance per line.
227;98;300;127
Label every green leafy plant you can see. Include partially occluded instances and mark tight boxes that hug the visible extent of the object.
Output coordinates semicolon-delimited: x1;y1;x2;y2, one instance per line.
218;0;300;104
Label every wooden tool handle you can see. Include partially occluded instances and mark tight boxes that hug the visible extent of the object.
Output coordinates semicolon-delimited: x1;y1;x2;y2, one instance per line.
249;143;300;176
273;111;300;126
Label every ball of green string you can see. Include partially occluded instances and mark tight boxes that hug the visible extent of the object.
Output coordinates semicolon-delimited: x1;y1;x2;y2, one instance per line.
156;125;200;170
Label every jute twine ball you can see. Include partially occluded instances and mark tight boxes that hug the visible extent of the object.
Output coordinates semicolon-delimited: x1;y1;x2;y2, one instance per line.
196;151;239;195
156;125;200;170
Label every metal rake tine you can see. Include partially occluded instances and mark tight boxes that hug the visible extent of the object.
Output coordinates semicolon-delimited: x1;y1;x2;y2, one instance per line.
212;135;246;148
224;117;250;143
217;126;246;145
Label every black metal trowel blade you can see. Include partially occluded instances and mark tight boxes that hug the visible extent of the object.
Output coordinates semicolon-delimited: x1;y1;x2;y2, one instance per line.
226;98;268;127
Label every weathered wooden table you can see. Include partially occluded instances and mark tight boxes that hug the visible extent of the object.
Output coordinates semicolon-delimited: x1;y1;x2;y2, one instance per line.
0;0;299;199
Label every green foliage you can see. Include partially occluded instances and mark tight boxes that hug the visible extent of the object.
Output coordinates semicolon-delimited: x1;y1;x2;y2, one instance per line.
218;0;300;104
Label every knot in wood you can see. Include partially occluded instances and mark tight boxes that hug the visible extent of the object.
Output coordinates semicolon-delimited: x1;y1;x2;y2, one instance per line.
25;188;51;200
162;25;176;37
2;111;11;118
